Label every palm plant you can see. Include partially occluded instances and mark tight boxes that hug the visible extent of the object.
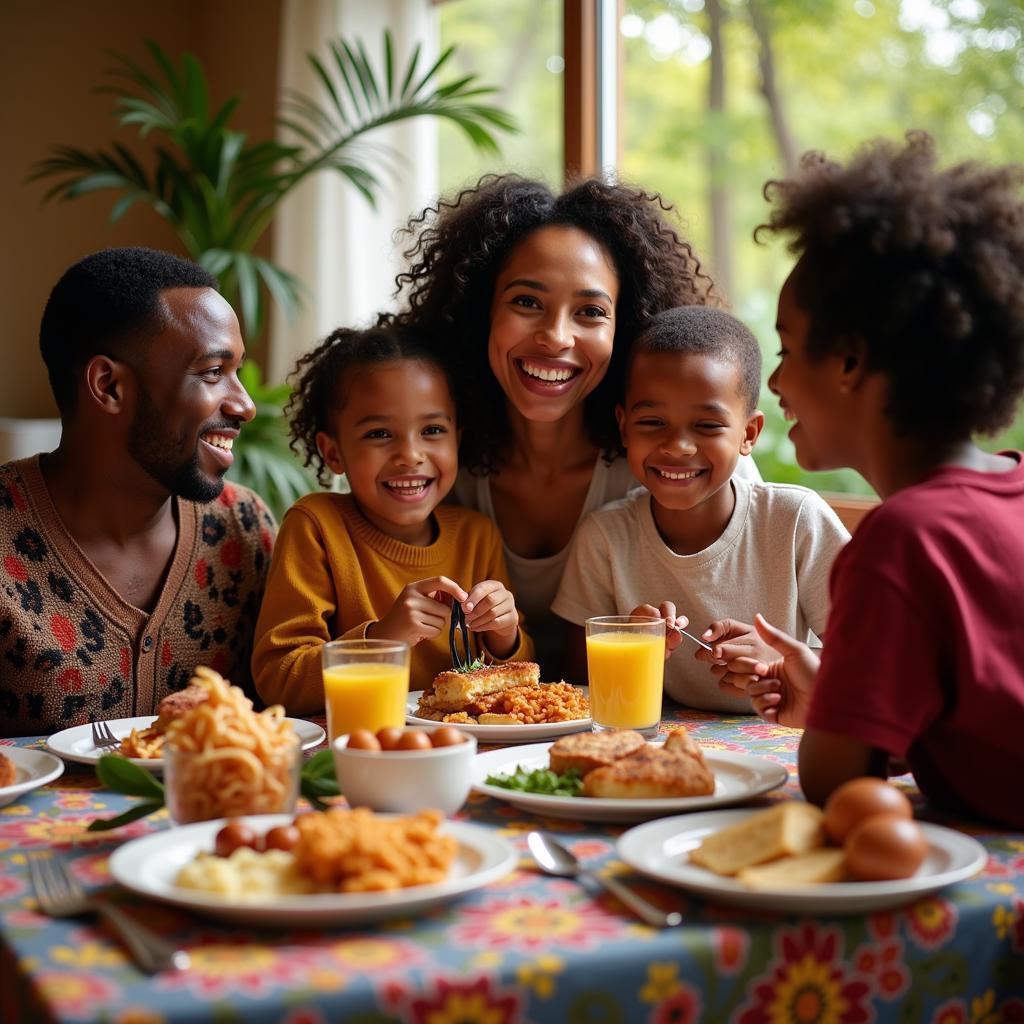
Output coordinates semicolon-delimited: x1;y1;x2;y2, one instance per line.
30;34;516;338
30;35;515;518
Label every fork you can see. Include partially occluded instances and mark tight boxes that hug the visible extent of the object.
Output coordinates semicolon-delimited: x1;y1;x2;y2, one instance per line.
91;719;121;749
28;854;190;973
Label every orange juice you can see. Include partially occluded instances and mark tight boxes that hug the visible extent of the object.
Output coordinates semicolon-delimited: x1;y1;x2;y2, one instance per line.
586;632;665;729
323;663;409;740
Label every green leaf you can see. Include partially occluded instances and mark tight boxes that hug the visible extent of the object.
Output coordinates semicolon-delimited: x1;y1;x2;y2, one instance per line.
485;765;584;797
96;754;165;799
86;801;165;832
302;748;336;780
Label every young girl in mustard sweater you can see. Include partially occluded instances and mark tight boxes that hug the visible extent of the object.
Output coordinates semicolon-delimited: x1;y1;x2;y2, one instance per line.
252;324;534;714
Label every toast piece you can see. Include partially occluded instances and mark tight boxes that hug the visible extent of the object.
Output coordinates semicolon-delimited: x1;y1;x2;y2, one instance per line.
430;662;540;708
689;802;825;876
548;730;647;776
737;848;848;888
582;744;715;798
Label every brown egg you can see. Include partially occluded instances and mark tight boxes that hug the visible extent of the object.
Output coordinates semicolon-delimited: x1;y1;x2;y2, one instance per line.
845;814;929;881
262;824;301;852
395;729;433;751
346;729;381;751
430;726;466;748
822;777;914;843
376;727;405;750
213;821;259;858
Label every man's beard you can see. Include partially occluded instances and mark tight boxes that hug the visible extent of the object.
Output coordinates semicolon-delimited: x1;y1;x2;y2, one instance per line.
127;394;228;504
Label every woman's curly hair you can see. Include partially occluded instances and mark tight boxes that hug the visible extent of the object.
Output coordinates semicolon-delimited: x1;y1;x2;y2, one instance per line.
285;321;449;487
393;174;716;472
758;131;1024;442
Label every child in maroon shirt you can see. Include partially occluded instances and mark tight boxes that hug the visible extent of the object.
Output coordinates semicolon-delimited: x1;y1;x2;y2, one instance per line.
730;132;1024;828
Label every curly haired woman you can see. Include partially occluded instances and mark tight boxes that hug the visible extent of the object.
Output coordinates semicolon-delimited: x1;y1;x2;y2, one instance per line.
394;175;760;678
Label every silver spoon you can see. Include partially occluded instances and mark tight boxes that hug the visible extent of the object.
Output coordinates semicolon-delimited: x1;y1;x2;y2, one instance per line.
527;831;682;928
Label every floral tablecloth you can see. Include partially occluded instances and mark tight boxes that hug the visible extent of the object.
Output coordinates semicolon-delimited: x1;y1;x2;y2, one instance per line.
2;709;1023;1024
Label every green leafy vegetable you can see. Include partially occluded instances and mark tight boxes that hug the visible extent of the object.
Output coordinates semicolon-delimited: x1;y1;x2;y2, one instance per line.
485;765;584;797
86;749;343;830
300;749;342;810
452;655;488;674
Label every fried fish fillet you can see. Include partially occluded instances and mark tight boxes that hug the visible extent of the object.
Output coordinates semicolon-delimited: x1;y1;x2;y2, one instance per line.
548;730;647;776
427;662;541;709
581;743;716;799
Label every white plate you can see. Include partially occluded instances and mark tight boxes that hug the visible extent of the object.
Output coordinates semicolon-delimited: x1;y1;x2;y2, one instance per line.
472;742;789;822
617;809;988;913
0;746;65;806
405;689;592;742
45;717;326;771
108;813;517;926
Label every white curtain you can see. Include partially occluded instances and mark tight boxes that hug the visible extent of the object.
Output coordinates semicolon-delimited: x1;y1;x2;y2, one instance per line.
269;0;440;382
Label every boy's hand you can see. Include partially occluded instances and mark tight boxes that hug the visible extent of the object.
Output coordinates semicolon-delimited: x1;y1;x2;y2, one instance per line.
630;602;690;659
743;614;820;728
464;580;519;658
370;576;468;648
696;618;778;693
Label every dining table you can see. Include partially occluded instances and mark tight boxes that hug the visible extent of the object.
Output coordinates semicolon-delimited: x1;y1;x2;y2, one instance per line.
2;705;1023;1024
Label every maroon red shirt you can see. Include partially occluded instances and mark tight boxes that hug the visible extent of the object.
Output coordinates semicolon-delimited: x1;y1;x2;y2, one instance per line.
807;452;1024;827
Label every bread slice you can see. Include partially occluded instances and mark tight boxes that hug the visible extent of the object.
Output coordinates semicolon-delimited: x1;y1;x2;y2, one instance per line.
689;802;825;877
582;745;715;798
430;662;540;708
548;730;647;776
737;848;848;888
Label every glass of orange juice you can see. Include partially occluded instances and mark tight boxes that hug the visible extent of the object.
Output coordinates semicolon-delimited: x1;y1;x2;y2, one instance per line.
585;615;666;739
322;639;410;742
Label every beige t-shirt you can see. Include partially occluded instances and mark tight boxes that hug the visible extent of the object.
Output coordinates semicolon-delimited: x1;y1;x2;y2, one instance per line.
450;454;762;680
552;476;849;712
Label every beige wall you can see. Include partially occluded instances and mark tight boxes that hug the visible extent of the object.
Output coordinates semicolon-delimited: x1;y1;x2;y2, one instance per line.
0;0;281;418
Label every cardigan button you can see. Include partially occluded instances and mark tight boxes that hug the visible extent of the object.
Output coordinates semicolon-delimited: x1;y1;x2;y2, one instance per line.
142;635;153;651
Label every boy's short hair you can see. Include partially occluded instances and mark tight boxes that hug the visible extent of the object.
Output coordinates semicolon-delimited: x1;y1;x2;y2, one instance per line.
39;247;217;416
629;306;762;414
759;131;1024;442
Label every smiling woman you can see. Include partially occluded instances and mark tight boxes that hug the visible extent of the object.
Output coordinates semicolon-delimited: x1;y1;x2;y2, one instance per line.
395;175;761;679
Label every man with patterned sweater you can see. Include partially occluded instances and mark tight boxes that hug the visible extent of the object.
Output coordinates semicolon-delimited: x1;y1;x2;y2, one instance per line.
0;248;276;735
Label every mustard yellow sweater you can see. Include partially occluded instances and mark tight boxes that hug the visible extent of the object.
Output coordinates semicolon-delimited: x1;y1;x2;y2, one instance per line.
252;492;534;714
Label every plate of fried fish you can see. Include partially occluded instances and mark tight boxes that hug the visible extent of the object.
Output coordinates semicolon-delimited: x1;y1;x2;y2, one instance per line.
406;660;592;742
472;728;789;822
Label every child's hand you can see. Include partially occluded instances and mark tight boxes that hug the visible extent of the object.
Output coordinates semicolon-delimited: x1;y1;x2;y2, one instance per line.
464;580;520;659
629;603;690;659
370;576;468;648
695;618;778;693
743;614;820;728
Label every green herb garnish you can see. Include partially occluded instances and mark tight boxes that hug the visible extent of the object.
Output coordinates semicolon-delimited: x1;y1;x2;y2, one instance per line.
485;765;584;797
86;749;343;831
452;655;488;674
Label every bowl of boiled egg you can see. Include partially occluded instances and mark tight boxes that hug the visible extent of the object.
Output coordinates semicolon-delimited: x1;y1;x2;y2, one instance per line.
332;725;476;816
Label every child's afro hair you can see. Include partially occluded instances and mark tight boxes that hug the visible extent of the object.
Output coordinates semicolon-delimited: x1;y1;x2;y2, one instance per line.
758;131;1024;442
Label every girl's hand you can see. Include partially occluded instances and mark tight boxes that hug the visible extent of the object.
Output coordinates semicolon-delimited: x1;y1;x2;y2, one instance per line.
744;614;820;728
370;576;468;648
695;618;777;695
630;602;690;659
464;580;520;658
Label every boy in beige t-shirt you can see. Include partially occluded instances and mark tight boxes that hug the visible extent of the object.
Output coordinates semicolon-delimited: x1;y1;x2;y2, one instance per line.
552;307;849;711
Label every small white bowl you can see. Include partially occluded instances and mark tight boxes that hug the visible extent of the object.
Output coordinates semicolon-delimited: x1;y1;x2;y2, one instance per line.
332;728;477;816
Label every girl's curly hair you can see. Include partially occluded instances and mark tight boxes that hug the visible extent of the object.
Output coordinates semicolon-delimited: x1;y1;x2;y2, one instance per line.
393;174;716;472
285;321;450;487
758;131;1024;442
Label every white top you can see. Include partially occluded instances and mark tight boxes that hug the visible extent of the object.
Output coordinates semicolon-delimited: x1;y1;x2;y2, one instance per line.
451;454;762;679
552;476;849;712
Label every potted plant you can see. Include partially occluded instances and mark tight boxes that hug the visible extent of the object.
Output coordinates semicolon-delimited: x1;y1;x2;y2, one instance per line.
30;35;516;516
